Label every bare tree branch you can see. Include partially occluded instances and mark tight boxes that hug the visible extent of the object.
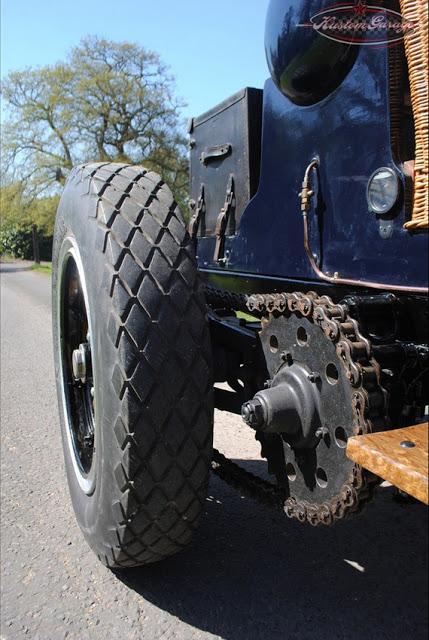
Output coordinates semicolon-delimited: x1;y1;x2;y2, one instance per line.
2;37;188;201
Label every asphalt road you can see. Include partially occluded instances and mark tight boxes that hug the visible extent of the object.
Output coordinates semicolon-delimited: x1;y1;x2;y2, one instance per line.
1;261;428;640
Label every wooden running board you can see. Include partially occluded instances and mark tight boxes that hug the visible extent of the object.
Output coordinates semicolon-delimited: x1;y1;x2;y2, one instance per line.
347;423;428;504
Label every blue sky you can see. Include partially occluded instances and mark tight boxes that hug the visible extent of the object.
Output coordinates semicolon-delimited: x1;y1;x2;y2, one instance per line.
1;0;270;120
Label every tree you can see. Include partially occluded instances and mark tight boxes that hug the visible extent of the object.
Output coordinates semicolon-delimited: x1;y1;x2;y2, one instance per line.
0;180;59;234
0;181;58;259
2;37;188;202
0;182;26;227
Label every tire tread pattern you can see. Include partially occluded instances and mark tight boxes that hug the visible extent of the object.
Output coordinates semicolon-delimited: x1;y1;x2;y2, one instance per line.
66;162;213;567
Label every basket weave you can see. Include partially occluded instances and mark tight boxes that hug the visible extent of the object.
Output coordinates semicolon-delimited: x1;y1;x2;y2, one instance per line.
400;0;428;230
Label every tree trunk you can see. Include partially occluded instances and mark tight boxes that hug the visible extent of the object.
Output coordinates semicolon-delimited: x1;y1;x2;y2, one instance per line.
32;224;40;264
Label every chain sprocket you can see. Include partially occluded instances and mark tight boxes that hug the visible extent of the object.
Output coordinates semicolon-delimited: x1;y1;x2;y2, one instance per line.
208;287;388;526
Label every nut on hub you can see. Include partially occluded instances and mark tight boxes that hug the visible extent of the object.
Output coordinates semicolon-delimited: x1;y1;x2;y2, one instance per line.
72;343;90;383
241;399;265;429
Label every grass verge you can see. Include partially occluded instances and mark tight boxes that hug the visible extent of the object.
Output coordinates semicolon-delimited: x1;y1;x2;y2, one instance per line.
31;263;52;275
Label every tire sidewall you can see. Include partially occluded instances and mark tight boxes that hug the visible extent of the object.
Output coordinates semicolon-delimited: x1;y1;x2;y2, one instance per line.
52;178;120;556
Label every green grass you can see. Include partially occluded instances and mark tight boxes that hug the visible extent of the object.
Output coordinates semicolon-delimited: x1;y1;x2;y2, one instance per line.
235;310;259;323
31;262;52;275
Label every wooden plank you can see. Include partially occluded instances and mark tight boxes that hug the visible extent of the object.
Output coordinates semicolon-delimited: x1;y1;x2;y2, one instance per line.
347;423;428;504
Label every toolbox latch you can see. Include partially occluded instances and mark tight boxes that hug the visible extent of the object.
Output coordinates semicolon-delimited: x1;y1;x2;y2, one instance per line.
188;183;205;239
213;174;235;264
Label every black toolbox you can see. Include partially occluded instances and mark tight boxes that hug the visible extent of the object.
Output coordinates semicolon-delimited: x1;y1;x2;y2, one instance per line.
188;87;263;242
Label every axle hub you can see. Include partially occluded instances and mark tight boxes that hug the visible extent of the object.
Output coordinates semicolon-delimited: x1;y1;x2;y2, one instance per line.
72;343;90;383
242;363;322;447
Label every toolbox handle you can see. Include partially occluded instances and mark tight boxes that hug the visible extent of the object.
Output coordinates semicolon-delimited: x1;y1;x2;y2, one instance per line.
200;143;232;165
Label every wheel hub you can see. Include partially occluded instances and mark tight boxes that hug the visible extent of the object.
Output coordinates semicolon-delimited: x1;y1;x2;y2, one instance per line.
72;343;90;383
57;240;96;494
242;362;322;447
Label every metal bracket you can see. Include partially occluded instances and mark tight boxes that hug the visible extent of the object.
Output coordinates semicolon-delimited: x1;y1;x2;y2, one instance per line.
188;183;205;239
213;174;235;264
379;218;394;239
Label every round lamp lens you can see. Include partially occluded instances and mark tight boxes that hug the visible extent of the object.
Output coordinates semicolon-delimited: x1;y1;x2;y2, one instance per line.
367;167;399;214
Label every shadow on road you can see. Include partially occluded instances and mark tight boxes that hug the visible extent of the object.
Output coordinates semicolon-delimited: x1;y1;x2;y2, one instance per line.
0;262;33;273
116;460;428;640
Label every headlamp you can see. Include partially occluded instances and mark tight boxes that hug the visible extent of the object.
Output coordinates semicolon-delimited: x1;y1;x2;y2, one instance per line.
366;167;399;214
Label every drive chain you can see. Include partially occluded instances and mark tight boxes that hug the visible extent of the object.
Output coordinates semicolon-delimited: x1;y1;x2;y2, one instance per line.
207;286;387;526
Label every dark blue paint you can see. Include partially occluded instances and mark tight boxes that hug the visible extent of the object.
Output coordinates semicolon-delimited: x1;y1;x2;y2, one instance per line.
264;0;360;106
196;2;428;290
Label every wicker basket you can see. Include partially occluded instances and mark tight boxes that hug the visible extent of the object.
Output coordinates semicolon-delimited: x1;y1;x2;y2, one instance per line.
400;0;428;230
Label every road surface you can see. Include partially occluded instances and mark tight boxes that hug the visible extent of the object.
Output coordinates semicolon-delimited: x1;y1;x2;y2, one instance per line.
1;262;428;640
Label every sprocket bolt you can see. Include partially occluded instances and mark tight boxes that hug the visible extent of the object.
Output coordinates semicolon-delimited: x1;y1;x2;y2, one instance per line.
280;351;293;364
315;427;329;439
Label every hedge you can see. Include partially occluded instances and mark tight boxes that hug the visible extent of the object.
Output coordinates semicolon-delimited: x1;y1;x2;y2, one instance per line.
0;224;52;261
